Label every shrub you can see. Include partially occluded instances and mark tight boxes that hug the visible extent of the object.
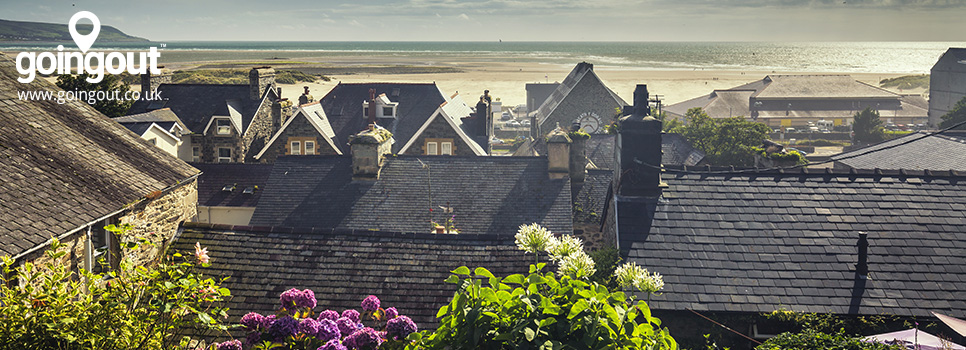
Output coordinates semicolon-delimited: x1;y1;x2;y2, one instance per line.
756;329;902;350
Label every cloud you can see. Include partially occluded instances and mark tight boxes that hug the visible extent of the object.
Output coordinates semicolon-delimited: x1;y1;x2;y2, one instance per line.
458;13;470;20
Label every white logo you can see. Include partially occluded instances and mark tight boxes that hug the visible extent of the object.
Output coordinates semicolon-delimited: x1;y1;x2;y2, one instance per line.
16;11;161;84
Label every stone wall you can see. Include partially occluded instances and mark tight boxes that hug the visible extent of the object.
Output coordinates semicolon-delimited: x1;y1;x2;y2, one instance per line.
117;179;198;267
257;113;340;163
404;114;479;156
243;91;284;162
193;132;243;163
539;74;622;137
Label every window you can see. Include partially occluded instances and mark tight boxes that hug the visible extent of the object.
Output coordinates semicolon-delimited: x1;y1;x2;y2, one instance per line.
216;119;231;135
441;142;453;155
192;147;200;162
382;107;394;117
290;141;301;155
148;138;157;146
426;142;438;155
218;147;232;163
364;107;369;116
304;141;316;155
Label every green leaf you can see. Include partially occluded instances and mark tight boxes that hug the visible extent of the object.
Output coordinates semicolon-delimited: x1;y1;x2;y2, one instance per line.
524;327;536;342
568;299;589;319
452;266;471;275
444;275;460;284
527;274;546;285
474;267;495;279
406;332;423;341
436;305;450;318
218;287;231;296
480;288;499;303
539;318;557;328
503;274;526;285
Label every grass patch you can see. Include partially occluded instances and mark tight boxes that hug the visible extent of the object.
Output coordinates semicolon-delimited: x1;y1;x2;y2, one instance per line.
879;74;929;90
167;69;329;84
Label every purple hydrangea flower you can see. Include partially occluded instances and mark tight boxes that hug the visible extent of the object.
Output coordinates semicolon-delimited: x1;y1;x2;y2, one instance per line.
244;332;263;347
317;319;341;342
240;312;265;331
217;340;242;350
336;317;358;336
318;309;340;321
319;339;348;350
341;309;361;323
260;315;277;330
383;307;398;320
386;316;417;340
361;295;380;312
268;316;299;341
344;327;383;350
280;288;302;309
299;318;323;338
296;289;318;309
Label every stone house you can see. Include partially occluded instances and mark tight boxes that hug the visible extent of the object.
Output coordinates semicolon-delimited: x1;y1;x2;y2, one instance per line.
399;92;487;156
929;48;966;127
191;163;274;226
112;108;188;158
0;53;199;273
531;62;627;137
127;67;287;163
253;101;342;163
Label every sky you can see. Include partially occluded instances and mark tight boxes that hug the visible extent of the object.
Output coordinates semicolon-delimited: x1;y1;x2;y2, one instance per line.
1;0;964;42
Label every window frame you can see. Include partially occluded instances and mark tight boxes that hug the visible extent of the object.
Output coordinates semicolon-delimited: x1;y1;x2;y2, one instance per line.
215;119;232;135
426;141;438;155
290;141;302;155
192;146;200;162
304;141;316;155
217;147;232;163
441;141;453;155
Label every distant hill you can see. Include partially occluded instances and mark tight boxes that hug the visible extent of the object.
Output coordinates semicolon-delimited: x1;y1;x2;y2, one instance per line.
0;18;148;42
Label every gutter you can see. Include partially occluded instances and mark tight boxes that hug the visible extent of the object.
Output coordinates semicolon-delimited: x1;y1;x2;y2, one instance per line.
11;173;201;263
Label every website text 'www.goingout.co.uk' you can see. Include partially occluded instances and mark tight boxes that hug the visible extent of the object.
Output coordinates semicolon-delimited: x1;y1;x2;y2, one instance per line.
17;88;161;105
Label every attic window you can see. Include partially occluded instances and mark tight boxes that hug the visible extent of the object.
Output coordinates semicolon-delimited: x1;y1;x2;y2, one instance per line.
242;186;256;195
222;184;235;192
382;107;394;118
216;119;231;135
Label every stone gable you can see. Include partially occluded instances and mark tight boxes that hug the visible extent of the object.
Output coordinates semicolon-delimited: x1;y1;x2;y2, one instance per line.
539;74;622;135
403;114;477;156
258;113;340;163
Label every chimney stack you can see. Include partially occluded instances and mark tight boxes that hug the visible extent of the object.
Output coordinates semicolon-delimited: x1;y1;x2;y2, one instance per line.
616;84;665;197
249;67;276;101
298;86;314;105
546;127;572;180
856;232;869;277
569;122;589;183
349;124;394;180
140;66;171;98
367;88;378;125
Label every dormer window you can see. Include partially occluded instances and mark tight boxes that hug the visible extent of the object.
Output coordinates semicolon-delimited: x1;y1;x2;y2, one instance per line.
216;119;232;135
382;107;394;118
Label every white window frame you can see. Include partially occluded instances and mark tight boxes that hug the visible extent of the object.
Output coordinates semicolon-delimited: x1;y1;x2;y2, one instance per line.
426;142;438;155
216;119;232;135
290;141;302;155
382;106;394;117
304;141;316;155
192;146;200;162
441;142;453;155
217;147;232;163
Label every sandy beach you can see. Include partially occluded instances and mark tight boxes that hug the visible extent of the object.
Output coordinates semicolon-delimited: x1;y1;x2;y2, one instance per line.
155;54;924;109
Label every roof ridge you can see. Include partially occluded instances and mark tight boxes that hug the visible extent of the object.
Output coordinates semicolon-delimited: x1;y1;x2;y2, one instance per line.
665;164;966;179
182;222;513;241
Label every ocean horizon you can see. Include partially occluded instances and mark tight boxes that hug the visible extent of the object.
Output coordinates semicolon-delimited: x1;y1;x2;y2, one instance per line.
2;41;963;74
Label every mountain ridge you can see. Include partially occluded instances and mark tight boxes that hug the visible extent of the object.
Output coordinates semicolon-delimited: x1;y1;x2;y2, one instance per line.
0;18;148;42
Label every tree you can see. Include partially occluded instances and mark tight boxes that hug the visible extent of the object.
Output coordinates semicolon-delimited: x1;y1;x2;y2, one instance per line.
652;107;682;133
56;73;135;117
680;107;771;167
939;96;966;129
851;108;885;145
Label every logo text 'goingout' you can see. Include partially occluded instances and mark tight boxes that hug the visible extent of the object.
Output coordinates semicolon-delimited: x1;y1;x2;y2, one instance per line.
16;11;161;84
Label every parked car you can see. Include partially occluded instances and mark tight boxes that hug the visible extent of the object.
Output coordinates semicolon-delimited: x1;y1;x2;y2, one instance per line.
521;120;531;126
787;147;808;156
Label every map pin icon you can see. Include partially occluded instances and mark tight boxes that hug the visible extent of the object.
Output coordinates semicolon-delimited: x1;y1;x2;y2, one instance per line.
68;11;100;53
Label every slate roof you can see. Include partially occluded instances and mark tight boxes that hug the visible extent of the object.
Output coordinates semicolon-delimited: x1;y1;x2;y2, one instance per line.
319;83;447;153
755;75;897;99
0;53;199;259
533;133;703;170
171;223;535;331
127;84;266;133
832;131;966;171
533;62;626;128
191;163;274;207
250;155;573;236
113;108;189;133
621;166;966;317
399;94;487;156
572;169;612;224
254;102;343;160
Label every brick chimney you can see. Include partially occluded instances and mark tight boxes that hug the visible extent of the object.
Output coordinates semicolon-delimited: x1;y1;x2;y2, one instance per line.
546;127;572;180
367;88;378;125
349;124;394;180
616;84;665;197
249;67;276;101
140;66;171;97
568;121;589;183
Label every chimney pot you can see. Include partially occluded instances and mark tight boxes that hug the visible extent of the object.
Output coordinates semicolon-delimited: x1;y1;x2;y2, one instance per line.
546;128;572;180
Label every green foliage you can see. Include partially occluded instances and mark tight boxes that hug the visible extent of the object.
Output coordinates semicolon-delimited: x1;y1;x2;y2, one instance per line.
753;147;808;166
681;108;771;167
791;139;849;147
0;225;231;349
170;69;325;85
55;73;135;117
588;247;621;290
410;265;678;350
755;329;902;350
852;108;885;145
763;309;899;336
879;74;929;90
939;96;966;130
884;130;914;139
653;108;683;133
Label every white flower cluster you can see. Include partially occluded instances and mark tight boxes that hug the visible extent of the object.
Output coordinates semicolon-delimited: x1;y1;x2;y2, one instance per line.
615;262;664;293
514;224;596;279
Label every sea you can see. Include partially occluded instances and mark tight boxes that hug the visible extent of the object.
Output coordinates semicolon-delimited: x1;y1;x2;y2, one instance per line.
1;41;963;74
